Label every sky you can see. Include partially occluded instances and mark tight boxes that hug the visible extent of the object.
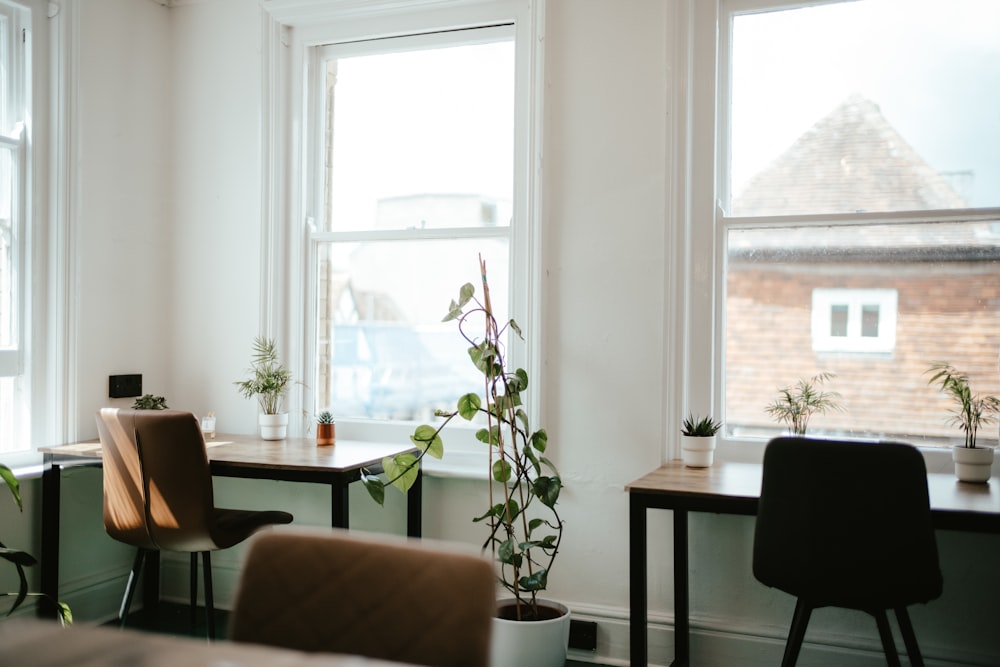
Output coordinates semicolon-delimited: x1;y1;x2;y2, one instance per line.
731;0;1000;208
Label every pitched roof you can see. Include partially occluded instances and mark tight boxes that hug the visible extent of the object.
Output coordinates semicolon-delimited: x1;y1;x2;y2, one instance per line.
733;94;967;216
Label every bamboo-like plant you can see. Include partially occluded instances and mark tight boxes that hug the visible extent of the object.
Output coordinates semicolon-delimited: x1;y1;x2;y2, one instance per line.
1;464;72;623
362;258;564;622
765;372;843;435
926;362;1000;449
234;337;293;415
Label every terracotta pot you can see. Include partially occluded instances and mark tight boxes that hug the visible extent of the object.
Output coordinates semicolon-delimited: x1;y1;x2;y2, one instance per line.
490;598;570;667
953;445;994;483
681;435;717;467
316;422;336;447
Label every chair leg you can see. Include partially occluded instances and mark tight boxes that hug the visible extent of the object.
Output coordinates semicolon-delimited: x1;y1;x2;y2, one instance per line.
895;607;925;667
118;549;146;628
781;599;813;667
874;609;902;667
189;553;199;634
201;551;215;640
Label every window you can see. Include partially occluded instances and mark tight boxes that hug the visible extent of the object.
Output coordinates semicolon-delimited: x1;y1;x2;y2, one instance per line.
811;289;897;354
0;1;27;454
682;0;1000;448
313;32;515;422
262;0;542;453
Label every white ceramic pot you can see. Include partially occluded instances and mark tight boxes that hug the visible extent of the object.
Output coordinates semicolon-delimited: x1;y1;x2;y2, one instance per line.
681;435;717;467
953;445;994;483
259;413;289;440
490;598;570;667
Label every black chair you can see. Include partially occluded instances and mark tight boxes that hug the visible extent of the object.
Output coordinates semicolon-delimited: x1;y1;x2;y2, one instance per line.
97;408;294;638
753;437;942;667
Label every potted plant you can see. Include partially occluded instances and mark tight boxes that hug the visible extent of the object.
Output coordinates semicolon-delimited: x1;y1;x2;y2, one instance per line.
131;394;168;410
235;336;293;440
362;258;569;667
765;372;843;435
926;362;1000;483
316;410;336;447
680;413;722;467
1;464;72;623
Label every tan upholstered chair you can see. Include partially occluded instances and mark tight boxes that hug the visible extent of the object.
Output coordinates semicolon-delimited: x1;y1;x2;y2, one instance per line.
228;527;496;667
97;408;293;638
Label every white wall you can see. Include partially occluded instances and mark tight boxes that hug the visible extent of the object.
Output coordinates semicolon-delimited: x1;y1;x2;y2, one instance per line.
34;0;1000;665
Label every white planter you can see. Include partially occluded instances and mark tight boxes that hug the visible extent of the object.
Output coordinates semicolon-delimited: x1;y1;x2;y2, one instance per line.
681;435;717;467
490;598;570;667
259;413;289;440
953;445;994;483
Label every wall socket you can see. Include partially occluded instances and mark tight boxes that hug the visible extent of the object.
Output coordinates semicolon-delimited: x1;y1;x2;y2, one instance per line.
109;374;142;398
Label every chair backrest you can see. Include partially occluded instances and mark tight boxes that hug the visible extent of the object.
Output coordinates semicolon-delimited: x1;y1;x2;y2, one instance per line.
228;527;496;667
98;408;217;552
753;437;943;610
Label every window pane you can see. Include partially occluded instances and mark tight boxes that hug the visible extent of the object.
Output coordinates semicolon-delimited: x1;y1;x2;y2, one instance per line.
730;0;1000;215
830;305;848;337
0;144;13;351
725;220;1000;443
325;41;514;233
315;238;509;420
861;304;880;338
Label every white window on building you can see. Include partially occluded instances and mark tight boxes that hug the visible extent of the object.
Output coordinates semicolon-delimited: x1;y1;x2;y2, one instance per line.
680;0;1000;448
811;289;897;354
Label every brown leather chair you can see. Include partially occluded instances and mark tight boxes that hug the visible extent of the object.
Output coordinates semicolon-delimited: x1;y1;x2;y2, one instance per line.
228;527;496;667
97;408;293;638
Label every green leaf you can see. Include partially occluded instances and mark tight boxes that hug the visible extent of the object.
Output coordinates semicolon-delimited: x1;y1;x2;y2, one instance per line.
493;459;512;483
0;465;21;511
498;538;515;563
518;568;548;592
475;428;492;445
511;368;528;392
361;472;385;506
457;393;481;420
384;453;420;493
503;498;520;522
409;425;444;459
56;601;73;625
532;429;548;453
0;546;37;567
458;282;475;306
527;518;544;536
473;503;505;523
532;475;562;508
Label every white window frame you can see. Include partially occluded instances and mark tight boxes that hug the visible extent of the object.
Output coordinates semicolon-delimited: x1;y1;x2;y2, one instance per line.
671;0;1000;464
261;0;545;474
811;288;897;354
0;0;70;464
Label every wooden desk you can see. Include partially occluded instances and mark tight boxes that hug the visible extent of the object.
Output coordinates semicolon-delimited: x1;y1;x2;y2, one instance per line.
38;434;421;617
626;460;1000;667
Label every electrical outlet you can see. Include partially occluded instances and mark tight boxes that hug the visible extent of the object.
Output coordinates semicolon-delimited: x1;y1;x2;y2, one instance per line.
109;374;142;398
568;619;597;651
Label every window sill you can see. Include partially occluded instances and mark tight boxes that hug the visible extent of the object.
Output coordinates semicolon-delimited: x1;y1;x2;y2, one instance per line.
0;451;45;479
422;449;489;480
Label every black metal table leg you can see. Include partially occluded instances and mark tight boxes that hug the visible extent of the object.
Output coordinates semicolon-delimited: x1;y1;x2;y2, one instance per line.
629;494;647;667
38;460;60;619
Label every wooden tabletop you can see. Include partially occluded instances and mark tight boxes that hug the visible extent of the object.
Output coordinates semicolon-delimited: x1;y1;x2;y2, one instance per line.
40;433;418;474
627;460;1000;530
